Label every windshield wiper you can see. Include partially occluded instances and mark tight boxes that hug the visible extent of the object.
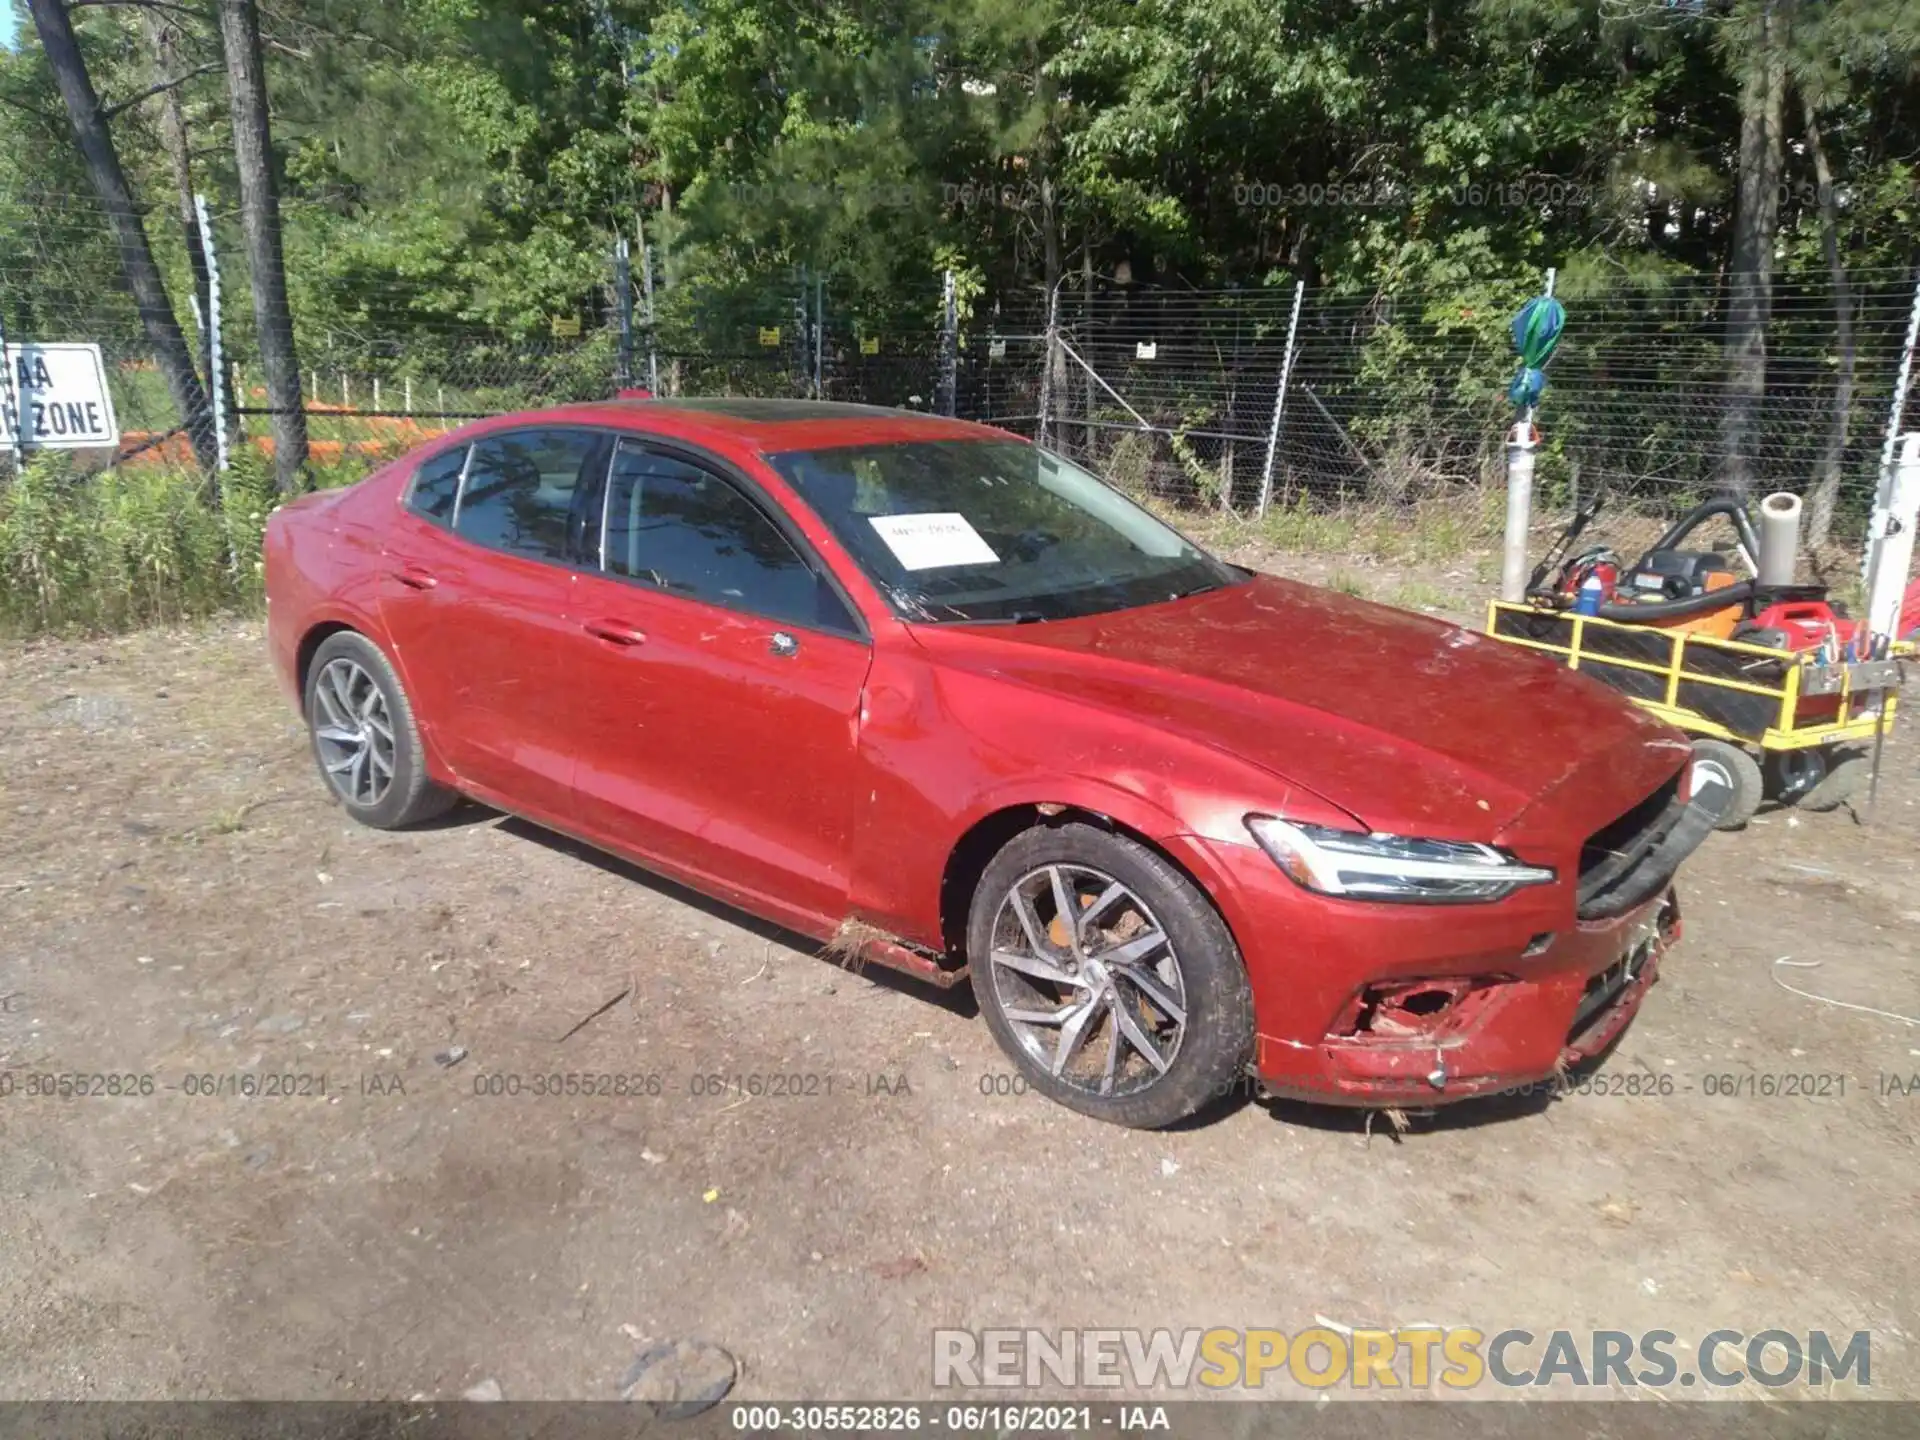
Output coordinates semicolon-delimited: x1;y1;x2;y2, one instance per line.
952;609;1048;626
1166;580;1221;602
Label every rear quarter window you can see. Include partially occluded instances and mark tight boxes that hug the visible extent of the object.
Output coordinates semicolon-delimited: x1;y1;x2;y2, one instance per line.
406;446;468;525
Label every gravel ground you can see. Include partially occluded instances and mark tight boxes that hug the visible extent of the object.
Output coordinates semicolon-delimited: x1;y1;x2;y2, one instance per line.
0;604;1915;1405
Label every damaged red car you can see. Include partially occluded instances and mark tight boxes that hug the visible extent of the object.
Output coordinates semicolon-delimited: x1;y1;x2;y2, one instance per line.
264;400;1710;1128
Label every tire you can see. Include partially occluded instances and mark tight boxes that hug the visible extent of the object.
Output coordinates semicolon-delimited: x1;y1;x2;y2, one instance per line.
966;821;1253;1129
1763;746;1827;804
1689;738;1762;831
1798;750;1868;813
304;631;457;829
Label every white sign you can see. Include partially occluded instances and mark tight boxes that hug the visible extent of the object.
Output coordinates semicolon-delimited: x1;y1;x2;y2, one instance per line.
1135;340;1157;360
868;512;1000;571
0;344;120;450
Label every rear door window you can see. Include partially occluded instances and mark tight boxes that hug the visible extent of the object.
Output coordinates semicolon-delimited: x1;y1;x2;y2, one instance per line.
453;429;607;564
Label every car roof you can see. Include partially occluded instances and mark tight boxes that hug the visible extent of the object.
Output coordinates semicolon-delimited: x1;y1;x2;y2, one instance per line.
473;398;1020;455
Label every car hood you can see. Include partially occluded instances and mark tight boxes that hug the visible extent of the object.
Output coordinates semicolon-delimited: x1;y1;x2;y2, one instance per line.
912;574;1688;843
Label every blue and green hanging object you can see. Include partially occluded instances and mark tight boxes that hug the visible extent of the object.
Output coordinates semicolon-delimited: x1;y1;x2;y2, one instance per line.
1507;366;1547;409
1507;289;1565;412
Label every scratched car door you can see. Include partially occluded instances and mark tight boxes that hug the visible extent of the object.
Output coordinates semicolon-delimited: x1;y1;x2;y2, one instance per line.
564;440;872;925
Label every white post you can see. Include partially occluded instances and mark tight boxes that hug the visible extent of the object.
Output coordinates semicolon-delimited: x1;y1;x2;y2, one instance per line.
1868;275;1920;588
1865;432;1920;640
1256;280;1306;518
193;195;229;472
1036;285;1060;448
373;377;382;412
342;373;350;409
404;377;413;414
1501;420;1539;602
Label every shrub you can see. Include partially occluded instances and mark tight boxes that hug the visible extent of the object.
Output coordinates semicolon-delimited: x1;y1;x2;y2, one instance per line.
0;454;279;636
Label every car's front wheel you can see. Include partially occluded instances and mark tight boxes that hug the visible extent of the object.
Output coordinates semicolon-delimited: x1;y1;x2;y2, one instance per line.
967;821;1253;1129
304;631;456;829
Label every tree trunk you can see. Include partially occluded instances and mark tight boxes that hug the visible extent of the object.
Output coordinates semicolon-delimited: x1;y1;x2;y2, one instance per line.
1801;101;1853;553
1719;1;1787;499
215;0;307;492
28;0;215;469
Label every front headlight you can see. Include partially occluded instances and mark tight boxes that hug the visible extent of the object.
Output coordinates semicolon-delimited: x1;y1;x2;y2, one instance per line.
1244;816;1556;904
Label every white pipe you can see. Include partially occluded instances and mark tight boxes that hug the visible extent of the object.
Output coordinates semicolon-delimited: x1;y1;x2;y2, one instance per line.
1865;431;1920;639
1501;421;1537;602
1757;491;1801;586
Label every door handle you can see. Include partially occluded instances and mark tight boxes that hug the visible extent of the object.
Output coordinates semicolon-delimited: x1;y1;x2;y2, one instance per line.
583;618;648;647
769;630;800;657
390;564;438;591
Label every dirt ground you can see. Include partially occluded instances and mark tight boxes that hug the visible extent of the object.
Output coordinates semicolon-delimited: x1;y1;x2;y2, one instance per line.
1;574;1917;1405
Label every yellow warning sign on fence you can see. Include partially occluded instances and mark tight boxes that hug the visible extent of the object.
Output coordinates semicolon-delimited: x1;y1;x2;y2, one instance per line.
550;315;582;338
758;327;782;347
860;336;880;356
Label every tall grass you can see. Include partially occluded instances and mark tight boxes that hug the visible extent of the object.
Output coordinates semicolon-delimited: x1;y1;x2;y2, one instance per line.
0;452;282;636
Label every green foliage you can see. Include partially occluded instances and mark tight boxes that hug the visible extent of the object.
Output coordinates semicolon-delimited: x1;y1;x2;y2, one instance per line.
4;0;1920;641
8;0;1916;352
0;456;274;636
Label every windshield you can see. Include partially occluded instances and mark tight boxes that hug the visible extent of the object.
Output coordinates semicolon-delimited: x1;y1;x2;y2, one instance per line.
766;439;1240;623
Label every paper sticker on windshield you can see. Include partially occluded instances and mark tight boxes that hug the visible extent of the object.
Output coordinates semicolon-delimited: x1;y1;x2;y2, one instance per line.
868;513;1000;570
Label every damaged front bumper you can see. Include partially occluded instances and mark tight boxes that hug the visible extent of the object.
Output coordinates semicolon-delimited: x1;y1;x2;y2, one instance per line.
1189;834;1683;1108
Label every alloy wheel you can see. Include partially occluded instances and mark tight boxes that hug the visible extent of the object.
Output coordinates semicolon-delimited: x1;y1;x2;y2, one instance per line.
987;864;1188;1098
311;657;396;807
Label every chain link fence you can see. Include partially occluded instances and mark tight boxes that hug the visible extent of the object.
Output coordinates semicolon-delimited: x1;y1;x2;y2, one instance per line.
4;187;1916;580
1030;272;1920;576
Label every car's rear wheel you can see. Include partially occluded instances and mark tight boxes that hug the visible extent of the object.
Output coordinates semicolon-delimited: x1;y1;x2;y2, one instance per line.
967;822;1253;1129
304;631;456;829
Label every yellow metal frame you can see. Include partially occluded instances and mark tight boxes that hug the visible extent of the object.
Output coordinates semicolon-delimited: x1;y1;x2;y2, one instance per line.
1485;600;1900;753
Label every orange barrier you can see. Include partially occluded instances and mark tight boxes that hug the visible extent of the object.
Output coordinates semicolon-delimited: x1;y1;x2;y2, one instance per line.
114;409;453;470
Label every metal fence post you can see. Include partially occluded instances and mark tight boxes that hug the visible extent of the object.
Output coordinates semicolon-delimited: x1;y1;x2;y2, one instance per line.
614;237;634;389
814;271;825;401
793;273;810;398
1255;279;1305;517
1501;421;1539;601
637;216;659;395
938;269;958;418
1867;272;1920;587
1037;285;1060;447
193;194;229;472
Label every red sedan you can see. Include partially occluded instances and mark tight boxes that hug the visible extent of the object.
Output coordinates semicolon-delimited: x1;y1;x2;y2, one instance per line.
265;399;1708;1128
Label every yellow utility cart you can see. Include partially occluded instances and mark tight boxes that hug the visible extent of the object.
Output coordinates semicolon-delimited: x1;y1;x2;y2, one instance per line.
1487;600;1904;828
